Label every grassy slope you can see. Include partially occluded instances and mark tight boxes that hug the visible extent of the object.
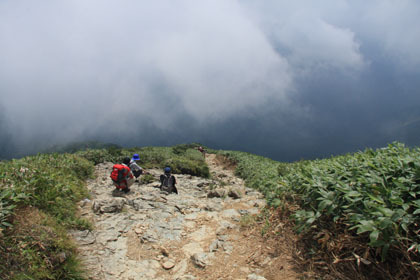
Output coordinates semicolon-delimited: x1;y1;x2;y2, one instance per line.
76;143;209;177
219;142;420;279
0;144;207;279
0;153;93;279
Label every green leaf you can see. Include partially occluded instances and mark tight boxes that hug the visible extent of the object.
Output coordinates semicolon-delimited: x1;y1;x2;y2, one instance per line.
355;220;376;234
412;200;420;207
346;191;361;197
376;206;394;217
393;181;406;189
2;221;12;227
401;223;409;233
377;218;392;230
389;196;404;206
327;191;335;200
318;200;332;211
370;230;380;243
367;193;385;204
402;204;410;211
306;217;315;225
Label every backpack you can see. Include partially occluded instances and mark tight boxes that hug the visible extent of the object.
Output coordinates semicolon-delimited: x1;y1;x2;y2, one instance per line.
129;162;142;173
160;174;177;193
110;164;129;183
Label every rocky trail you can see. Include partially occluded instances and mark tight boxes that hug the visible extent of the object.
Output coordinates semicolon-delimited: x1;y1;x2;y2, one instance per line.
71;154;299;280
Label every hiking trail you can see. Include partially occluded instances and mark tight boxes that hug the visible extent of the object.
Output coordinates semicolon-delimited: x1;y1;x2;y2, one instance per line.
71;154;299;280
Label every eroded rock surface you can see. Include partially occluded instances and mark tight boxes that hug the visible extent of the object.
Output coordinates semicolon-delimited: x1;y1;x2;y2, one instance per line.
70;154;297;280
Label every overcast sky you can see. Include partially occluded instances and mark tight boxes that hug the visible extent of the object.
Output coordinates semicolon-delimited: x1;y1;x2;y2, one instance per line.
1;0;419;161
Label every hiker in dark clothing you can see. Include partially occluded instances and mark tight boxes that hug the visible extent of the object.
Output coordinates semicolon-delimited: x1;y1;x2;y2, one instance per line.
159;167;178;194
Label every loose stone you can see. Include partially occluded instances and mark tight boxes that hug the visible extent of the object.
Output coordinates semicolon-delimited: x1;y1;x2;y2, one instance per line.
191;253;210;268
228;187;243;199
161;258;176;270
247;273;267;280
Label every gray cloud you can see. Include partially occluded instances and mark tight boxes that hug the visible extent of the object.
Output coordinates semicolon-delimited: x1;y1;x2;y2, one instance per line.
0;1;419;160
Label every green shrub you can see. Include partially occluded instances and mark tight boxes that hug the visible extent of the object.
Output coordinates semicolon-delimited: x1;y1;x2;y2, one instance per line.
218;142;420;269
140;173;155;184
165;157;209;178
76;145;210;178
76;149;115;165
219;150;286;204
172;144;190;155
0;153;93;279
285;143;420;260
132;146;209;177
172;143;203;155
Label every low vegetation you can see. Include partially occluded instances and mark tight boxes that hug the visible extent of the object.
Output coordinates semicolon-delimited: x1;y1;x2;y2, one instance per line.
76;143;209;177
220;142;420;279
0;153;93;279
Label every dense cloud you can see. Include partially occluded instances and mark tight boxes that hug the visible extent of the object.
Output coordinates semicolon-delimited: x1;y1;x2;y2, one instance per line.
0;1;419;160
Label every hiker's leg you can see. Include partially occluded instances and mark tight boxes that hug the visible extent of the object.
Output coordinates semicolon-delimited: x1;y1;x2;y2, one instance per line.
123;183;130;193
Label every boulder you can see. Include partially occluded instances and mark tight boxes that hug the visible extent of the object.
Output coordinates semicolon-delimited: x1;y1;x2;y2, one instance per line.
228;187;243;199
191;253;210;268
92;198;126;213
207;188;226;198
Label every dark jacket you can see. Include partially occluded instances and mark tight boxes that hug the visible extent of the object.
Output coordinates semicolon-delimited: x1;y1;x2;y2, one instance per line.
159;173;178;194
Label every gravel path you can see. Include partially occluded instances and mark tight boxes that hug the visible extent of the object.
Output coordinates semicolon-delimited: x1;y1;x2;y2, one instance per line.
71;154;296;280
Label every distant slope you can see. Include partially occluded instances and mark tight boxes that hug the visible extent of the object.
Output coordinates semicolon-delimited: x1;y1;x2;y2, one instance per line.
43;140;121;154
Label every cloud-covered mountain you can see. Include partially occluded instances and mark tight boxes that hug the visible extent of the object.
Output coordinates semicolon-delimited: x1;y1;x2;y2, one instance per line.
0;0;419;160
